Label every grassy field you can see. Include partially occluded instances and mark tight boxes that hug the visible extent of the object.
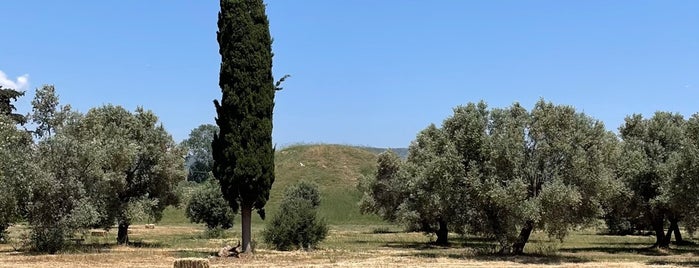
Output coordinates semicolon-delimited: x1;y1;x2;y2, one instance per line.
1;145;698;267
1;223;698;267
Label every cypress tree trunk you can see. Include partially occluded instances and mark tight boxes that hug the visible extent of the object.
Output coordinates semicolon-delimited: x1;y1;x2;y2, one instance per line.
512;220;534;255
435;219;448;245
241;205;253;253
117;222;130;245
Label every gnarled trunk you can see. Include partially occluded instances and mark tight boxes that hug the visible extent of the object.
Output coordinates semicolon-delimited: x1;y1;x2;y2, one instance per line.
117;222;129;245
241;205;252;253
664;217;683;245
512;220;534;255
672;220;683;243
435;219;448;245
651;215;668;248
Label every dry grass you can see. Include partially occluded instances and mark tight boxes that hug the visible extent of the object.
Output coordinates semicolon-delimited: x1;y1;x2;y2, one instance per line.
1;224;697;267
0;248;682;268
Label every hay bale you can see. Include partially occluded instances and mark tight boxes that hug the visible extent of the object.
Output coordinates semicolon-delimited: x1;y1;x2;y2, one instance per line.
173;258;209;268
91;230;107;237
145;224;156;229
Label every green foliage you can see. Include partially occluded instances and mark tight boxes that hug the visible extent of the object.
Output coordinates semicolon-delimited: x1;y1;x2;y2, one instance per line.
671;114;699;235
30;85;71;138
358;150;407;222
27;88;185;248
616;111;693;246
0;113;35;242
264;182;328;250
0;85;27;125
79;105;185;243
602;183;648;235
467;101;617;252
282;181;321;208
0;179;16;242
402;124;469;243
186;180;235;230
213;0;277;216
182;124;218;183
214;0;280;252
361;100;618;253
27;160;100;252
30;225;66;254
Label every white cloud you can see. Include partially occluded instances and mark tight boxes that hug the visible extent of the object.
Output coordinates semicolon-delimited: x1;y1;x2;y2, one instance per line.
0;70;30;91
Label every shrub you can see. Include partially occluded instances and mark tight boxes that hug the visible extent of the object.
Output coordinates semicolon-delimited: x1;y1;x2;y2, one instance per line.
263;182;328;250
282;180;321;208
30;225;66;254
186;180;235;230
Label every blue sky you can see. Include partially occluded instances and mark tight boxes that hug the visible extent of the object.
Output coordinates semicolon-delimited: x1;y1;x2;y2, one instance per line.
1;1;697;148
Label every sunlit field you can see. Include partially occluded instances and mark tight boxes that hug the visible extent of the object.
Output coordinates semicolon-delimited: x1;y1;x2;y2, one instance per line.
2;217;697;267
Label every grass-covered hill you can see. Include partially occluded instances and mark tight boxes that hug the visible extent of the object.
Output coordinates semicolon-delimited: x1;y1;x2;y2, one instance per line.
268;144;382;225
164;144;390;226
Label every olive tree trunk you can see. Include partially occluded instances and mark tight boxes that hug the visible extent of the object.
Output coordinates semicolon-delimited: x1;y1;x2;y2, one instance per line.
117;221;130;245
435;219;449;245
651;215;668;248
664;217;683;245
512;220;534;255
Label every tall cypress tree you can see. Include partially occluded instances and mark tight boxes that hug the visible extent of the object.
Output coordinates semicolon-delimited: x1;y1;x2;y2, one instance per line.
213;0;276;253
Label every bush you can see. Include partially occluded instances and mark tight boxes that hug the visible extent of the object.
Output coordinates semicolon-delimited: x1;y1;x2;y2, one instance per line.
282;180;321;208
30;225;67;254
186;180;235;230
263;182;328;250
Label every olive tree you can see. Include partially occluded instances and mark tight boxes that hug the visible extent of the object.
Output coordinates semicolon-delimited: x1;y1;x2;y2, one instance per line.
0;87;44;246
485;101;616;254
359;150;408;222
75;105;185;244
0;115;32;242
618;112;686;248
669;113;699;238
363;100;617;253
30;90;185;247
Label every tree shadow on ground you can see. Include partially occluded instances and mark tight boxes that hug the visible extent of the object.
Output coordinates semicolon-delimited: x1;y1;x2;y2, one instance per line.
174;249;219;258
647;260;699;267
467;253;590;265
380;236;496;251
2;242;119;256
394;249;589;265
561;242;699;256
128;240;167;248
380;236;590;265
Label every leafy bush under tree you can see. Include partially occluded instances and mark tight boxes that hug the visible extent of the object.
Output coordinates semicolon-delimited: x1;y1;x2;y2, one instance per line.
263;181;327;250
186;180;235;231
